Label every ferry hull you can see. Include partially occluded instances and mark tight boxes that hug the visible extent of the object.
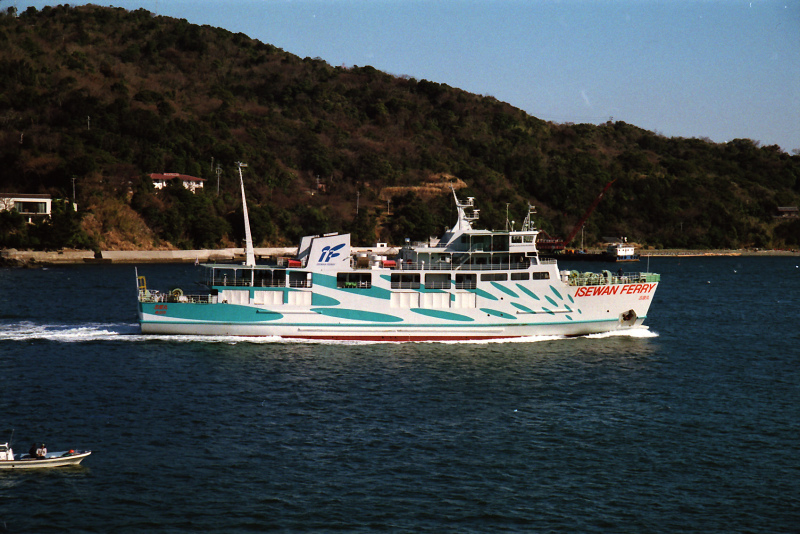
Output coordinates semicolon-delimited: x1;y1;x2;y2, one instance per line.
138;281;656;341
139;320;648;341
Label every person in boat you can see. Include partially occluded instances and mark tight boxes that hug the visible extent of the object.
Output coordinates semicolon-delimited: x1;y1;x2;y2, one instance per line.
36;443;47;458
28;443;37;458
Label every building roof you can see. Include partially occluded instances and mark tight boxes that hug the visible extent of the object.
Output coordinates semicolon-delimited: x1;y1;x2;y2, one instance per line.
0;193;52;199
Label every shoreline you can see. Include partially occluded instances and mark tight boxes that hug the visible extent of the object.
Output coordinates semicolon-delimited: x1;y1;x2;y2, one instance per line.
2;247;798;267
640;249;800;257
0;247;296;267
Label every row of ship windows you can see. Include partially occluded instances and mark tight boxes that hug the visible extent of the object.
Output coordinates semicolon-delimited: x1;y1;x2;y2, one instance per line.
458;234;535;247
337;271;550;289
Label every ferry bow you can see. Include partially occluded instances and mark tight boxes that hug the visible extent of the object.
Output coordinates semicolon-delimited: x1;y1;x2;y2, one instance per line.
137;183;659;341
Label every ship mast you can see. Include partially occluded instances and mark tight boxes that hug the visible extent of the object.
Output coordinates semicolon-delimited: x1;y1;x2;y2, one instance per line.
451;186;479;231
237;162;256;267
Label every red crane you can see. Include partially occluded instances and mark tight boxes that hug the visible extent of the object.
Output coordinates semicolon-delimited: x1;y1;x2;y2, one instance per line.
537;179;617;251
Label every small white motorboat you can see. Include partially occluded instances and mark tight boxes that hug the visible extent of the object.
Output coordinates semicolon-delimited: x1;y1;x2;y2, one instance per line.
0;442;91;469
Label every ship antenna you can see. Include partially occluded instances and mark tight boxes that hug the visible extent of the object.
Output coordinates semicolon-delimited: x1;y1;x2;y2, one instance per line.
237;162;256;267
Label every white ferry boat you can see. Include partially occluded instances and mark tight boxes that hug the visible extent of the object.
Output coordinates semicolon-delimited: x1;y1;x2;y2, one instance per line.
137;171;659;341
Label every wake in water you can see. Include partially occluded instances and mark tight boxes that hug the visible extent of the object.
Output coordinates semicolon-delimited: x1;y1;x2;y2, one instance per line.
0;321;282;344
0;321;657;345
0;321;142;342
585;328;658;339
457;327;658;344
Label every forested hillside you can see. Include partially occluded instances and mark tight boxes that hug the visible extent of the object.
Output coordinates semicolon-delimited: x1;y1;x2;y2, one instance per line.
1;4;798;251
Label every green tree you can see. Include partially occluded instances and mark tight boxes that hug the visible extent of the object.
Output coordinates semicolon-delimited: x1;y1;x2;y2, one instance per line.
386;192;435;243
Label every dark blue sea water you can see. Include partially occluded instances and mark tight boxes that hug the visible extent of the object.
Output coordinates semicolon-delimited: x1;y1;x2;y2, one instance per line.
1;257;799;533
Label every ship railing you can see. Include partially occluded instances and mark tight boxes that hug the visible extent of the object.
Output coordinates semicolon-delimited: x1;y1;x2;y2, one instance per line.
342;281;373;289
392;282;420;289
566;272;661;286
203;277;311;288
180;294;216;304
206;277;250;287
138;290;160;302
397;262;452;271
257;280;288;288
139;291;216;304
398;261;532;271
453;282;477;290
425;281;452;290
206;277;286;288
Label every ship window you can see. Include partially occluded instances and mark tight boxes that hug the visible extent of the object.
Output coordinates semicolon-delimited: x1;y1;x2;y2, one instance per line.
337;273;371;289
209;268;279;288
481;273;507;281
254;269;286;287
424;273;451;289
289;271;312;288
492;236;509;251
531;272;550;280
511;272;529;281
391;273;420;289
454;273;477;289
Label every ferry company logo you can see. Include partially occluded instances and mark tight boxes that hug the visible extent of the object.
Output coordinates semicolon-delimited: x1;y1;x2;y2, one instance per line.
318;243;346;263
575;283;657;297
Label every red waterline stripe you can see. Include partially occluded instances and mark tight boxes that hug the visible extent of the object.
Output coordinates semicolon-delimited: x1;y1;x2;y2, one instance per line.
281;334;519;342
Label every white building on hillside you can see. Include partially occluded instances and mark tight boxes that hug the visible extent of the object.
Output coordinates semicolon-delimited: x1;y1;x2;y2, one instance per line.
0;193;52;223
150;173;205;193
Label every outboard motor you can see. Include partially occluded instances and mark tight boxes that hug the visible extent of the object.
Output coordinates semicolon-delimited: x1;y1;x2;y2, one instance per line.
0;443;13;461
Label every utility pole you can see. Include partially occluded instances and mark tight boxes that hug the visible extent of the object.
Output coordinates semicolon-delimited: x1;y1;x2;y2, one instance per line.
216;165;222;196
87;116;90;130
71;176;77;200
356;190;360;214
581;224;585;251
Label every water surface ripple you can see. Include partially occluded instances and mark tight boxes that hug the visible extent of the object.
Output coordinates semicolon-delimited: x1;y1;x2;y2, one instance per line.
1;257;798;532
